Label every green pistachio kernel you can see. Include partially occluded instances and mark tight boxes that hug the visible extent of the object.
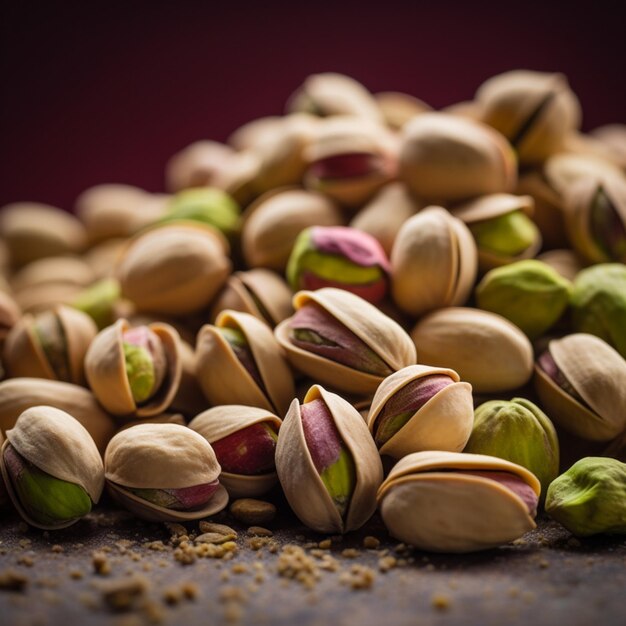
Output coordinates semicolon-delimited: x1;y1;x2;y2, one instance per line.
469;211;539;257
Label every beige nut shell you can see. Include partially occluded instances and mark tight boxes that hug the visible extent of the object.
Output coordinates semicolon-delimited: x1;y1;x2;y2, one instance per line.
116;222;231;315
10;257;96;294
196;310;295;416
4;305;97;384
85;319;182;418
275;385;383;534
534;333;626;442
0;406;104;530
189;405;282;498
275;288;417;395
410;308;533;393
104;423;227;522
0;291;20;340
391;206;477;316
377;451;540;553
367;365;474;459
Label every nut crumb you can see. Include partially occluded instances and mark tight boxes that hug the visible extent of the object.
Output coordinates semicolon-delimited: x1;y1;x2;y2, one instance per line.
341;548;360;559
230;499;276;525
318;539;332;550
363;536;380;549
340;564;376;590
51;544;64;554
247;526;272;537
0;570;28;591
99;576;148;612
199;522;237;536
432;593;451;610
195;532;237;544
92;552;111;576
378;556;397;572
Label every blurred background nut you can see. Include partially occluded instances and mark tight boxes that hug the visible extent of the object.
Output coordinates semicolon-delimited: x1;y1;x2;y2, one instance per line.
411;307;534;393
535;249;583;282
10;256;96;296
276;384;383;534
374;91;432;131
464;398;559;501
116;222;231;316
287;225;390;304
0;291;20;344
391;206;477;317
242;189;343;272
71;278;126;330
476;70;582;165
0;406;104;529
398;112;516;203
367;364;474;459
535;333;626;442
590;124;626;170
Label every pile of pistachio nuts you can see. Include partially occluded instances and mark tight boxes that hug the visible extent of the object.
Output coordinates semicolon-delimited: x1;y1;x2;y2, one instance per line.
1;70;626;553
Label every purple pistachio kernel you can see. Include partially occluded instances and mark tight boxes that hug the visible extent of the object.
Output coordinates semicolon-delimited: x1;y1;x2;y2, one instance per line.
312;226;391;271
537;349;584;404
300;399;342;472
462;470;538;516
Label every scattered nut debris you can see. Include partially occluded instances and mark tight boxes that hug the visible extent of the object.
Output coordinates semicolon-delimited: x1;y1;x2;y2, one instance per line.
199;522;238;536
432;593;451;611
340;564;376;590
363;536;380;549
0;570;28;592
195;532;237;545
230;499;276;525
247;526;273;537
92;551;112;576
99;576;149;612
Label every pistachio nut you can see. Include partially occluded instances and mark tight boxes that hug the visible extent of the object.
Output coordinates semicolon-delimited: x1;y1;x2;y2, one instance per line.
476;70;581;164
570;264;626;358
104;423;228;522
374;91;432;131
0;202;87;267
165;140;237;192
196;310;294;415
451;193;541;272
4;305;97;384
209;269;293;328
464;398;559;499
242;188;343;272
410;307;534;393
13;282;84;316
349;183;420;256
0;406;104;529
303;116;397;208
74;184;161;244
563;174;626;264
227;116;284;152
72;278;124;330
0;291;20;343
546;457;626;536
116;222;231;315
213;150;262;207
83;238;128;280
377;451;540;553
441;99;484;120
286;72;382;122
475;260;572;340
85;319;182;418
367;365;474;459
275;384;383;533
590;124;626;170
535;249;583;282
398;112;516;202
160;187;240;238
287;226;391;304
390;206;477;316
189;405;282;498
10;256;96;295
535;333;626;442
275;288;416;395
0;378;116;454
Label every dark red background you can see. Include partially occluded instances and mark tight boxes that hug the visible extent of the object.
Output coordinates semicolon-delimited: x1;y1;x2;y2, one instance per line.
1;0;625;210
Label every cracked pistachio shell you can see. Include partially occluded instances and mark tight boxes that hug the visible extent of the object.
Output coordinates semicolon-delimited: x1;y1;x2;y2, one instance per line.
391;206;477;316
276;385;383;533
374;91;432;131
104;423;227;522
570;264;626;358
196;310;295;416
563;174;626;264
85;319;182;419
377;451;540;552
0;406;104;530
398;113;517;203
165;140;237;192
476;70;581;165
546;457;626;536
275;288;417;395
451;193;541;271
116;222;231;315
534;334;626;442
303;116;398;208
411;307;533;393
0;378;116;454
590;124;626;170
4;305;97;384
242;188;343;271
286;73;382;122
10;257;96;295
189;405;282;498
0;291;20;341
367;365;473;459
209;269;293;328
0;202;87;267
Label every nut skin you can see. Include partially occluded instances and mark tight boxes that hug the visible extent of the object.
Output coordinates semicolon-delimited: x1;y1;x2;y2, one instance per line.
0;406;104;530
546;457;626;536
475;259;572;340
534;334;626;442
275;384;383;534
464;398;559;501
570;264;626;359
189;405;282;499
104;423;228;522
390;206;477;317
377;451;540;553
367;365;474;460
